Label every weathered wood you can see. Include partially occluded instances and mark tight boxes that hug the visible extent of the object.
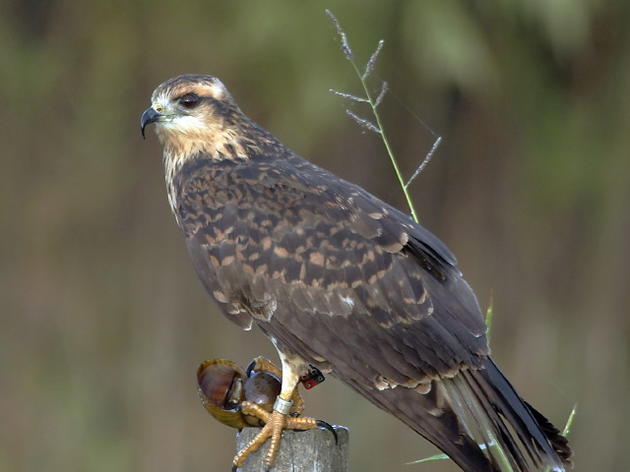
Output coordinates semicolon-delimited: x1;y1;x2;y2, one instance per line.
236;425;349;471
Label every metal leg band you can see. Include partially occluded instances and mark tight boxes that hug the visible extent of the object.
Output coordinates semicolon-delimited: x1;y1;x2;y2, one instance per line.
273;396;293;415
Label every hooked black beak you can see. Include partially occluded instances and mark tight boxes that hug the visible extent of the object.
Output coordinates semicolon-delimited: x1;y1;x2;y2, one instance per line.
140;107;163;139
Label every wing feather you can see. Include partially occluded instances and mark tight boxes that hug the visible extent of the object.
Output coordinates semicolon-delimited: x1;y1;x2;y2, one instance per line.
165;106;570;470
179;156;488;386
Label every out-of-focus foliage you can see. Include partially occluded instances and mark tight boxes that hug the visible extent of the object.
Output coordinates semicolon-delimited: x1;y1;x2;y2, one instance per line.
1;1;629;471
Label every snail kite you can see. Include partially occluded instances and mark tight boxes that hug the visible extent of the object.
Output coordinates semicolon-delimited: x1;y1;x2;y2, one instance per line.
140;74;572;471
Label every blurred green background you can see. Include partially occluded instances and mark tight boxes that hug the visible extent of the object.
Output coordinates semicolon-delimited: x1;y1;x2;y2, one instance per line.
2;1;629;471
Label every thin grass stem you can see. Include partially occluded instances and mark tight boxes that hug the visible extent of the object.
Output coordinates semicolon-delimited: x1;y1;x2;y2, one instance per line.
326;9;420;223
348;60;420;222
405;136;442;189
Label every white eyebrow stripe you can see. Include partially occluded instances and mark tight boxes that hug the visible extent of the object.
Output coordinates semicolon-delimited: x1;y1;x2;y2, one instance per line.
162;115;207;134
153;92;171;111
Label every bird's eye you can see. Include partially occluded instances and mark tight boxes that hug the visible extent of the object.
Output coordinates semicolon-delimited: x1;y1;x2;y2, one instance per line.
179;93;200;109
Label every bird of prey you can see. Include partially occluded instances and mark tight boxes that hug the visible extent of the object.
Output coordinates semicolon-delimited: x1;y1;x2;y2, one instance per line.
140;74;572;472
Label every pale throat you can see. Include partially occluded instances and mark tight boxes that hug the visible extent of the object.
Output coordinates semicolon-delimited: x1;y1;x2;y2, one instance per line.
157;121;248;214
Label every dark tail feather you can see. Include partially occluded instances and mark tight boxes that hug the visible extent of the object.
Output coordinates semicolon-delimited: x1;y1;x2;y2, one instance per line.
347;378;501;472
523;400;573;467
441;358;572;471
348;358;572;472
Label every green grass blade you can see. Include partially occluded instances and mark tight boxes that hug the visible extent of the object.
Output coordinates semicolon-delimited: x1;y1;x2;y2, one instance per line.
562;403;578;436
485;295;494;343
405;453;450;465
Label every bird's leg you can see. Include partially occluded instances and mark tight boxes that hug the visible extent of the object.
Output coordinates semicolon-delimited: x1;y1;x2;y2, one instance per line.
232;352;328;471
245;356;305;415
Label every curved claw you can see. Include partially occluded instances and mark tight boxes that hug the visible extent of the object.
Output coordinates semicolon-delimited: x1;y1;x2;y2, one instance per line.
234;401;322;469
316;420;338;445
231;466;238;472
245;359;256;378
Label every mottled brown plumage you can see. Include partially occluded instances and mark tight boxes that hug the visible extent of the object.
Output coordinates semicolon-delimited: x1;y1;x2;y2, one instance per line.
141;74;572;471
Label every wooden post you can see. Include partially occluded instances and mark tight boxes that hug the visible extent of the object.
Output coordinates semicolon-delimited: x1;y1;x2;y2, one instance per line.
236;425;349;471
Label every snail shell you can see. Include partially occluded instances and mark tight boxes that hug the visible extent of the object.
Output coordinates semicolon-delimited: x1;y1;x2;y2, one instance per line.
197;359;247;428
244;370;281;406
197;359;282;428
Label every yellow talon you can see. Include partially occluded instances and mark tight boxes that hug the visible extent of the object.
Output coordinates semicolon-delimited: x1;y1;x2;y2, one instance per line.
232;400;319;470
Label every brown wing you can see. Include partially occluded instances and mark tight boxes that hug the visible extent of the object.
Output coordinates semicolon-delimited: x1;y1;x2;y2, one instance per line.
176;155;489;386
175;155;570;472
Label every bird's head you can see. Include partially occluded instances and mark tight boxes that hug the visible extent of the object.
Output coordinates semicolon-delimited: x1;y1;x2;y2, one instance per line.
141;74;247;161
